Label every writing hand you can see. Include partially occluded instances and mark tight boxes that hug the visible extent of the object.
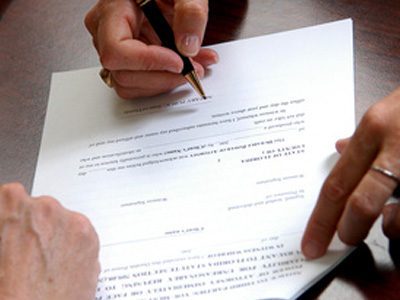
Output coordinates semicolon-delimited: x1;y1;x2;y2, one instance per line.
0;183;100;300
85;0;219;99
302;87;400;259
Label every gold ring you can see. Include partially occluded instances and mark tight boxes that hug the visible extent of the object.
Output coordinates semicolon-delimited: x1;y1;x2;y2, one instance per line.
99;68;113;88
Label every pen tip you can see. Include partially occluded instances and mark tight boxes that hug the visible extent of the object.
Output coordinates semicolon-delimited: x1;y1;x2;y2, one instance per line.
184;71;206;99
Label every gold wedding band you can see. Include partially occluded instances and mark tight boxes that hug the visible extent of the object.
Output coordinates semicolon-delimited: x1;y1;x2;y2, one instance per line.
370;165;400;183
100;68;113;88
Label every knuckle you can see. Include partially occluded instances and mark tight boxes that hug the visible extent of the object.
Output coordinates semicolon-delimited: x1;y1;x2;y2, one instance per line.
33;196;63;217
36;195;62;207
0;182;28;212
361;103;388;136
99;47;120;70
84;11;94;31
349;192;379;219
72;212;92;229
310;216;333;235
137;50;161;71
176;1;208;20
321;177;348;203
113;71;131;87
71;212;98;242
0;182;26;196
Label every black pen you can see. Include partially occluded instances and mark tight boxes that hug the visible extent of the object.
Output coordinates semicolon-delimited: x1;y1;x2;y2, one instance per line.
134;0;206;99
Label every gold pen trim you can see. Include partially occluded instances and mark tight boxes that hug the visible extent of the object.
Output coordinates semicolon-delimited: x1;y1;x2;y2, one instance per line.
135;0;151;7
184;71;206;99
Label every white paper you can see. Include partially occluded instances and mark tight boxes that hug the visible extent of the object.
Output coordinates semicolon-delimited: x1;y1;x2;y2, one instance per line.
33;19;355;300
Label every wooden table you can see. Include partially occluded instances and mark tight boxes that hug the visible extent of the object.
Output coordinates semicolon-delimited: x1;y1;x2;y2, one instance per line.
0;0;399;298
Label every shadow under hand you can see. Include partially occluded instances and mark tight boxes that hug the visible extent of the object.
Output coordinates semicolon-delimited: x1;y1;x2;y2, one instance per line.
338;242;379;282
335;242;400;300
296;243;376;300
389;238;400;268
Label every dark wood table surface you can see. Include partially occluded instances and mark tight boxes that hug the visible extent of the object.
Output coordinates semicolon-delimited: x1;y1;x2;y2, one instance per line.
1;0;399;298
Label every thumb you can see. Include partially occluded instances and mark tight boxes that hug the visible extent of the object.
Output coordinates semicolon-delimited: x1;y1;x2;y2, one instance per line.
173;0;208;57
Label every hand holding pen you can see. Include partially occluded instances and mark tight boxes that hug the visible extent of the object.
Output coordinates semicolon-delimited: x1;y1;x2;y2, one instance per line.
85;0;219;99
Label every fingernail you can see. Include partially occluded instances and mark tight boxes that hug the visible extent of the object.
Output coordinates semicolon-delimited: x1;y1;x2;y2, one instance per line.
212;53;220;64
204;53;220;66
164;65;182;74
178;34;200;57
303;240;323;258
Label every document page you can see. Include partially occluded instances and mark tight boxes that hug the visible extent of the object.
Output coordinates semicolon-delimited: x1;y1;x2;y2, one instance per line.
33;19;355;300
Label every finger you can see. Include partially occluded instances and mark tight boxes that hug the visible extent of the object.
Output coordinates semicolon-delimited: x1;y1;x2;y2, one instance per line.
383;202;400;267
113;69;185;89
112;70;186;99
383;202;400;239
173;0;209;56
103;43;184;73
113;59;204;87
336;160;398;244
111;59;207;99
192;48;219;68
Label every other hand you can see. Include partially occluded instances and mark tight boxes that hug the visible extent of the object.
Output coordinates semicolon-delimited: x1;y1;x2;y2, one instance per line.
0;183;101;300
302;87;400;258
